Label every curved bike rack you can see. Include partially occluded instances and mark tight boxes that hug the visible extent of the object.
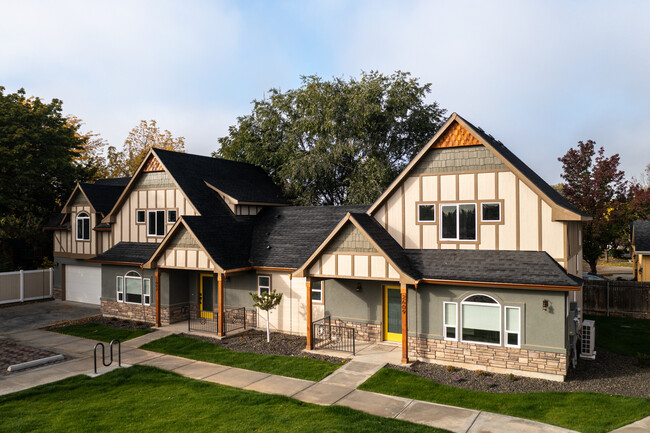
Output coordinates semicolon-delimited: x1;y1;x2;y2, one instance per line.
93;339;121;374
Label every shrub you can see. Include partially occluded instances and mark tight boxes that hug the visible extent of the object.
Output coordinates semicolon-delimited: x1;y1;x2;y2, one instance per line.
445;365;455;372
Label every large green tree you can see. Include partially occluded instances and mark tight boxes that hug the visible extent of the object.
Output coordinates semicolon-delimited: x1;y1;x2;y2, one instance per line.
0;87;91;270
558;140;628;274
216;71;446;205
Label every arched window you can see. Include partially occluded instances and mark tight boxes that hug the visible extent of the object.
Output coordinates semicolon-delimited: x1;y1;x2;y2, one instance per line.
461;294;501;345
76;212;90;240
122;271;151;305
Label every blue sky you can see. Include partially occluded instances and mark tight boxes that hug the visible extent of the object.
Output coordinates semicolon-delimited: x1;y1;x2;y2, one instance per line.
2;0;649;183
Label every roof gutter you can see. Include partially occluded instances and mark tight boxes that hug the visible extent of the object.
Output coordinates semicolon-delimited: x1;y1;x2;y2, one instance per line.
418;278;580;291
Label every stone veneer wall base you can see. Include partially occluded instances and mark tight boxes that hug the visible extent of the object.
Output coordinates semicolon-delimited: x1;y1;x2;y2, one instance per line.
101;300;190;326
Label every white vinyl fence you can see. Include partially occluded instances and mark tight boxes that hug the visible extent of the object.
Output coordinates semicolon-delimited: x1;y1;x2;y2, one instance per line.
0;268;53;304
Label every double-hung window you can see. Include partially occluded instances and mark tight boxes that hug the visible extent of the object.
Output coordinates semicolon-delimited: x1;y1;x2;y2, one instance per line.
258;275;271;296
440;204;476;241
116;276;124;302
461;295;501;345
148;210;165;236
443;302;458;340
504;306;520;347
76;212;90;240
311;281;323;303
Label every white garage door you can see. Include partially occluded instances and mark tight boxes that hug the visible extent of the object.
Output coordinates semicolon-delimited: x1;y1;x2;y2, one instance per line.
65;265;102;305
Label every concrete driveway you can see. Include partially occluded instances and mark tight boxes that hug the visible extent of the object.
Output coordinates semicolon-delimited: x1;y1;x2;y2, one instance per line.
0;300;100;335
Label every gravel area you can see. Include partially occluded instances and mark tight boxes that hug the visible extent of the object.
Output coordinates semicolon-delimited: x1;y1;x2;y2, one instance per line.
388;347;649;398
46;315;152;331
0;338;65;376
182;330;348;364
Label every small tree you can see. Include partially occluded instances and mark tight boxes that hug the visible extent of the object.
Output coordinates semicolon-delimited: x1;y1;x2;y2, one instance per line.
250;289;283;342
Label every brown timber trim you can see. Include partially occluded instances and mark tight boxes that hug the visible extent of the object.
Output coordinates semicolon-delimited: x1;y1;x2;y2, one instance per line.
92;227;112;232
155;269;161;327
86;259;144;266
401;282;408;364
515;178;520;250
43;227;71;231
305;277;313;350
419;278;580;291
217;273;224;336
54;252;95;259
401;183;406;247
538;196;543;251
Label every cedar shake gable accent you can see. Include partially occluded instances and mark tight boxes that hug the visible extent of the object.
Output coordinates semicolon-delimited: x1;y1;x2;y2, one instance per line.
367;112;591;222
632;220;650;253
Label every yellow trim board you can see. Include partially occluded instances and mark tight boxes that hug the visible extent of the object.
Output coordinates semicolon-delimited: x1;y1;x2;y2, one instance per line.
199;273;214;319
383;285;402;342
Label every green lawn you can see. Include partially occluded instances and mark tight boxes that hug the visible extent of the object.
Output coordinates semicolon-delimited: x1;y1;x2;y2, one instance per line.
141;334;341;381
0;366;447;433
359;368;649;433
584;314;650;360
51;322;151;342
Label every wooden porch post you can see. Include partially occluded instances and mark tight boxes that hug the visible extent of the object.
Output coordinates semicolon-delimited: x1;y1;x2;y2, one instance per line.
400;282;408;364
306;277;313;350
155;268;161;327
217;273;225;336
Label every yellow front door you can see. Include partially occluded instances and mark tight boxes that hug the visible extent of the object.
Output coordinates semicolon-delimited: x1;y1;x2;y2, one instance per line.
199;273;214;319
383;286;402;342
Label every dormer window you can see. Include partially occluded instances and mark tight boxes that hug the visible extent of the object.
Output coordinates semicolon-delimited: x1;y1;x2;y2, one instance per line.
76;212;90;240
148;210;165;236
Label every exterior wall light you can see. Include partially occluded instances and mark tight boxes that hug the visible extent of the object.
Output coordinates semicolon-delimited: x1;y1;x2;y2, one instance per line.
542;299;549;311
356;282;362;292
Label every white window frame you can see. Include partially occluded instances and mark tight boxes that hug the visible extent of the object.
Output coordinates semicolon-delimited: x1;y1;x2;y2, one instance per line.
480;202;501;222
76;212;90;241
504;306;521;348
440;203;477;241
312;280;323;303
460;294;501;346
143;278;151;306
147;210;165;236
116;276;124;302
136;210;146;224
257;275;271;296
124;271;144;305
167;209;178;223
443;301;458;341
417;204;436;222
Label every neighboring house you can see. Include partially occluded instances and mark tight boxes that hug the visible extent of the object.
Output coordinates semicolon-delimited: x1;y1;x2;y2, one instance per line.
631;221;650;282
47;113;588;381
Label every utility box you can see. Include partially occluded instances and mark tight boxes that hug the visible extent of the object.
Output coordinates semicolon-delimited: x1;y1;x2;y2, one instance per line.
580;320;597;360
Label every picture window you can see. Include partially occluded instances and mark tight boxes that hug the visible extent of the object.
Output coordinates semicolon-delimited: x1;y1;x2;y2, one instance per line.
461;294;501;345
441;204;476;241
417;204;436;222
481;203;501;222
148;210;165;236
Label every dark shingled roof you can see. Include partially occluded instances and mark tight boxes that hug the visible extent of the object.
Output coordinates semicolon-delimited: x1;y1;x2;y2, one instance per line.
182;216;254;271
44;214;69;230
80;183;127;216
153;149;287;217
349;213;417;277
250;206;368;269
632;221;650;252
93;177;131;187
457;114;589;219
90;242;159;264
405;249;581;287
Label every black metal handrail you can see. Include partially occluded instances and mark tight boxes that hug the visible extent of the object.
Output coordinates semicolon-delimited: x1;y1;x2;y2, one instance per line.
188;313;219;334
225;307;246;333
313;316;355;355
93;339;121;374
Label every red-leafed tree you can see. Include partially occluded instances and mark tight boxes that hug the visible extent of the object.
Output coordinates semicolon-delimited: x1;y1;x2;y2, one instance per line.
629;164;650;221
558;140;628;274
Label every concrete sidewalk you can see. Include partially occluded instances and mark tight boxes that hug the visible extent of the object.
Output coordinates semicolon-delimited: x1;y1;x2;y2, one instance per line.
1;329;645;433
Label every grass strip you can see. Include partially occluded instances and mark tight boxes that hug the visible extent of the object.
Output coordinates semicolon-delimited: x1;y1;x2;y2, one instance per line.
141;334;341;381
584;314;650;360
359;368;650;433
51;322;151;342
0;366;448;433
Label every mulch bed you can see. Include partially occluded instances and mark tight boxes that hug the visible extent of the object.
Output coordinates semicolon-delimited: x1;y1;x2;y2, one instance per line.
181;330;348;364
388;346;649;398
45;315;152;331
0;338;65;376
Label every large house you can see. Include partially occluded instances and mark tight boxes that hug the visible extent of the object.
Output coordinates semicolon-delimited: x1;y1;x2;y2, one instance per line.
46;113;588;381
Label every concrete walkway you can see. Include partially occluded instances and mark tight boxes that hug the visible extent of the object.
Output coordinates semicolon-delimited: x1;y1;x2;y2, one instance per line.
1;329;646;433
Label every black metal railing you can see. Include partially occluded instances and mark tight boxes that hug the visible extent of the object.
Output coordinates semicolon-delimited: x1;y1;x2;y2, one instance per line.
225;307;246;333
188;313;219;334
313;316;355;355
94;339;121;374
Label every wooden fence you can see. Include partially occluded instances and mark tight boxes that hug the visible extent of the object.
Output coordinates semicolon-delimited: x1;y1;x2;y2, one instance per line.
0;268;53;305
583;280;650;319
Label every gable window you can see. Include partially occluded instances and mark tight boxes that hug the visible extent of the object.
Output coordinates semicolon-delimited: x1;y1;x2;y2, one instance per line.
167;210;177;223
481;203;501;222
461;294;500;345
124;270;150;305
116;276;124;302
76;212;90;240
441;204;476;241
504;306;520;347
312;280;323;303
443;302;458;341
148;210;165;236
258;275;271;296
136;210;146;224
417;204;436;222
